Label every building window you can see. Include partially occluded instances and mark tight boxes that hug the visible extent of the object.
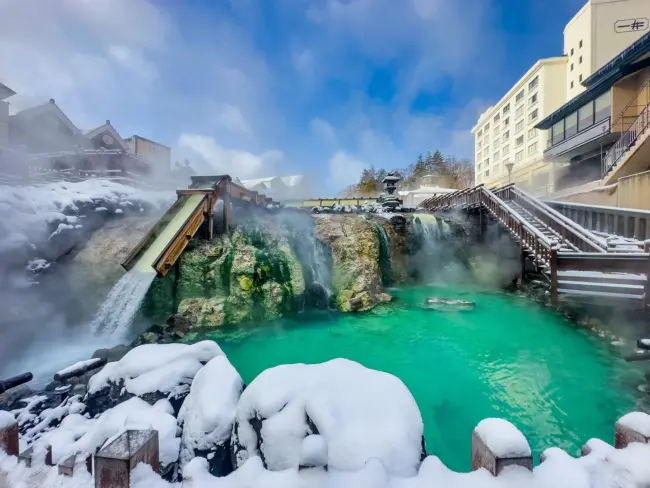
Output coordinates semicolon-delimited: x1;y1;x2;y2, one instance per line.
516;90;525;103
570;63;574;71
552;119;565;145
493;126;500;135
485;145;489;154
570;81;574;89
477;130;482;138
529;108;538;122
578;102;594;131
579;74;583;82
503;117;510;127
515;120;524;133
565;112;578;138
493;152;499;161
494;114;501;123
477;141;482;149
485;158;489;166
477;151;482;159
516;135;524;147
529;93;538;105
528;141;538;155
579;40;583;48
515;150;524;162
502;145;509;155
485;135;490;143
477;163;481;171
503;157;510;167
516;105;524;118
528;77;539;91
485;123;490;131
595;91;611;123
503;131;509;141
528;128;537;139
571;48;574;56
494;137;500;147
485;169;490;177
579;56;583;64
503;103;510;114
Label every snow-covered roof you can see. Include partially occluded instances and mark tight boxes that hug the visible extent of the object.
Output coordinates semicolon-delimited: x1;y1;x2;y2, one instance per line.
401;185;456;196
281;175;305;187
85;120;128;150
10;99;80;135
0;82;16;101
239;175;306;190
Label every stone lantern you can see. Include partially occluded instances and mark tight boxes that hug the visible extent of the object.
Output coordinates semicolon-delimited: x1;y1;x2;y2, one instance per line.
380;172;402;211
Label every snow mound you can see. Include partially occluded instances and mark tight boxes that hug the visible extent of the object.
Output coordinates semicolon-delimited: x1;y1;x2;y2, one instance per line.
232;358;424;476
0;411;15;428
178;355;243;468
475;418;531;457
39;396;180;466
88;341;224;397
618;412;650;438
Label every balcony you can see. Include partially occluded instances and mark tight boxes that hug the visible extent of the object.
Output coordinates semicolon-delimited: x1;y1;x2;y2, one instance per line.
0;101;8;121
544;117;616;160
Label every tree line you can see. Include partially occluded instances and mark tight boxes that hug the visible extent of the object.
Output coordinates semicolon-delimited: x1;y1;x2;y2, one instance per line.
344;150;474;195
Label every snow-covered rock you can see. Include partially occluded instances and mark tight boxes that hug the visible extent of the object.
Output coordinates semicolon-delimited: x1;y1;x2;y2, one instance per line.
230;358;425;476
475;418;531;457
617;412;650;438
85;341;223;417
178;355;243;475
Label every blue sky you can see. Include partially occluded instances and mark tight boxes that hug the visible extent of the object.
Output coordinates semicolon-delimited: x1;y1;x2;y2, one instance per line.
1;0;584;192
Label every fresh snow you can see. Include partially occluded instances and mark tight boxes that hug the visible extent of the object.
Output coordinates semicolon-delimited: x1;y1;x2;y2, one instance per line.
55;359;104;379
618;412;650;437
178;355;243;465
475;418;531;457
0;411;16;429
88;341;224;397
233;358;424;476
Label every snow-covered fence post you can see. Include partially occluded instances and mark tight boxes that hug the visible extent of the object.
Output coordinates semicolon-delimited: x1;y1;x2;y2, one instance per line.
0;411;19;456
615;412;650;448
471;419;533;476
94;430;159;488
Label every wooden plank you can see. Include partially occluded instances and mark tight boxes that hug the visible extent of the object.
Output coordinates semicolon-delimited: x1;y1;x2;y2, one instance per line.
557;255;650;274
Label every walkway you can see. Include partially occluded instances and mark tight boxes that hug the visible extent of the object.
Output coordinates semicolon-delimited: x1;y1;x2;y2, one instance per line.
420;184;650;308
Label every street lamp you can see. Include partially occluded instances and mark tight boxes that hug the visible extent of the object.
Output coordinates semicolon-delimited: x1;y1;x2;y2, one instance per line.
505;161;514;184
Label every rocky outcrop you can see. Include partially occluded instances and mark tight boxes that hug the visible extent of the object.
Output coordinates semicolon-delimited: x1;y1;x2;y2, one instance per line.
161;221;306;328
315;215;386;312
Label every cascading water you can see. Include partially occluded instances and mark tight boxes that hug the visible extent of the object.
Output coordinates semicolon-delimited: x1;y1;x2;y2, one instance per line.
90;268;156;338
375;222;393;286
307;235;332;294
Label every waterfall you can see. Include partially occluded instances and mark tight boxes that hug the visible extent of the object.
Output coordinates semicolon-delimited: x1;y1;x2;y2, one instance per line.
90;269;156;338
308;234;332;294
375;223;393;286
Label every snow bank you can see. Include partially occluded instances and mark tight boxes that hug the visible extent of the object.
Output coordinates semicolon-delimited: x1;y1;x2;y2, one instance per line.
0;411;15;429
475;418;531;457
618;412;650;437
39;397;180;466
232;358;424;476
178;355;243;465
0;179;172;258
88;341;223;397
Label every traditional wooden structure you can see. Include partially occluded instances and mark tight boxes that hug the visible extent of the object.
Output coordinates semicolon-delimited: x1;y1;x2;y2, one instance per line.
420;183;650;308
121;175;276;277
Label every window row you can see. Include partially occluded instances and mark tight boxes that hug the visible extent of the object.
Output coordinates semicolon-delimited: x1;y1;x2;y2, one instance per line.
550;92;611;146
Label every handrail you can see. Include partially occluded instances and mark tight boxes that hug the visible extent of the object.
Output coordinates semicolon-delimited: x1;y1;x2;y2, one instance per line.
611;74;650;134
602;98;650;176
505;186;607;252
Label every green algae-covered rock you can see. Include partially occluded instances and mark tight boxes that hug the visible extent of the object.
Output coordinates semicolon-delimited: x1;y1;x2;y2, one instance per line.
315;215;386;312
171;221;306;329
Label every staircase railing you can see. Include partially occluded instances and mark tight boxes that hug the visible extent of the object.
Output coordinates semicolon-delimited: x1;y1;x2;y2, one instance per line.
496;186;607;252
602;99;650;177
610;74;650;135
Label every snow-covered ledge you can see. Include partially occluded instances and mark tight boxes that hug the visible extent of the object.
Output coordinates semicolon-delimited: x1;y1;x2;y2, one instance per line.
472;418;532;475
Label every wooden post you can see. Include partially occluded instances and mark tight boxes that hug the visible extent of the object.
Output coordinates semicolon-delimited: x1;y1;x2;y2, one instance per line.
206;196;214;241
550;242;559;306
520;250;527;282
615;412;650;448
471;424;532;476
222;182;231;234
95;430;159;488
0;417;19;457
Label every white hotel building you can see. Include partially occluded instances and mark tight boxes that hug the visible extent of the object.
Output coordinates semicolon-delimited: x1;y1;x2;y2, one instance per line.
472;0;650;194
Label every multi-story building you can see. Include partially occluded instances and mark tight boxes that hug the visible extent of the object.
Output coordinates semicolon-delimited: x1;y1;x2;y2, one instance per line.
124;134;171;176
471;57;567;190
565;0;650;99
0;83;16;147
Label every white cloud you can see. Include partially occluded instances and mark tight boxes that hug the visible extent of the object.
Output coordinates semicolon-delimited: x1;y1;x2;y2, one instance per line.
178;134;283;180
215;104;251;135
309;118;337;144
327;151;367;190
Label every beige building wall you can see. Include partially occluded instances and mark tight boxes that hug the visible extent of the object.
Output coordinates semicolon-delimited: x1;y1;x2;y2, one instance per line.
126;135;171;175
565;0;650;99
472;58;567;190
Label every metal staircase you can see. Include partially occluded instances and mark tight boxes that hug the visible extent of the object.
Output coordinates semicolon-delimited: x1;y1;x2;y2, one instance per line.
420;184;650;308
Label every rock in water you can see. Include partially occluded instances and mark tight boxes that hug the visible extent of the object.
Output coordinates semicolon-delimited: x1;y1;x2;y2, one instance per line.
423;297;475;312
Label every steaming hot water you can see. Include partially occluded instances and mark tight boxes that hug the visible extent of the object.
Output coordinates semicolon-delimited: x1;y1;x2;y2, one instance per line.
191;285;645;471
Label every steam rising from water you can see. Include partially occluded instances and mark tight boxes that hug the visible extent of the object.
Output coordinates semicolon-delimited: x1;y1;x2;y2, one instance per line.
90;269;156;338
